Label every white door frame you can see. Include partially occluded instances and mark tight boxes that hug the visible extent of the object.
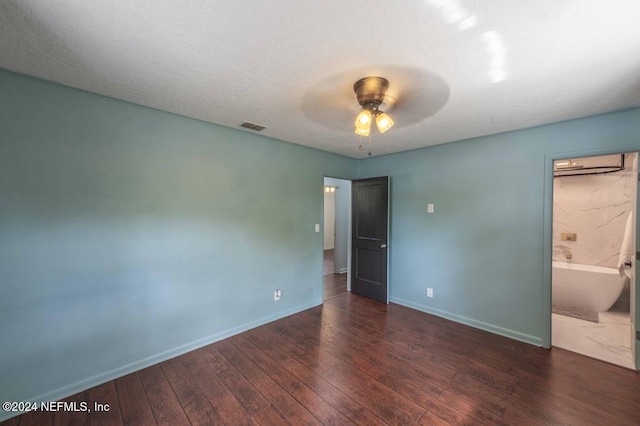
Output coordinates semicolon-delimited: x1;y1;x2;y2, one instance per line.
543;147;638;370
323;176;352;294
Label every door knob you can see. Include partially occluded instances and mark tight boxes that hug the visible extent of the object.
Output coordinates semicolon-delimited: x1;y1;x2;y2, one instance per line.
380;244;387;249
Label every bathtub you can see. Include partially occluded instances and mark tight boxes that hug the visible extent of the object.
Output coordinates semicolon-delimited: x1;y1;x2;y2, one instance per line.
552;261;626;312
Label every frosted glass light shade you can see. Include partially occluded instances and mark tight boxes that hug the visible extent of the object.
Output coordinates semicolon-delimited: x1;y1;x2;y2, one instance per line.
376;112;394;133
355;126;370;136
355;109;372;127
354;110;372;135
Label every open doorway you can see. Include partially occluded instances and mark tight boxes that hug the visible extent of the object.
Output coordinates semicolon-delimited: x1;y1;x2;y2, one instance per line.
551;152;636;369
323;177;351;300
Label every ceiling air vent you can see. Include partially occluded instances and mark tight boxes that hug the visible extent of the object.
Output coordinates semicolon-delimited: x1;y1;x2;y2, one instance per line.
240;121;267;132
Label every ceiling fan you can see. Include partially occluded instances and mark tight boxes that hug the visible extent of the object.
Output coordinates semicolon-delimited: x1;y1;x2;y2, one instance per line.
353;76;395;136
299;65;450;156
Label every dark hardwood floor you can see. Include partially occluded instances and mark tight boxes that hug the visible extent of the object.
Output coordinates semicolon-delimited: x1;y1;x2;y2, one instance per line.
323;249;334;276
323;249;347;300
5;293;640;425
323;274;347;301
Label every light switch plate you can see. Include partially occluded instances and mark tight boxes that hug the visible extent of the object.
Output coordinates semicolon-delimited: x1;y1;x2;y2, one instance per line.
315;224;320;233
427;204;434;213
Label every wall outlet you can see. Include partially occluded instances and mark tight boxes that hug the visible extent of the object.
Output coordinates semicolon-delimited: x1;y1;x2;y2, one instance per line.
426;288;433;298
274;289;282;301
427;204;434;213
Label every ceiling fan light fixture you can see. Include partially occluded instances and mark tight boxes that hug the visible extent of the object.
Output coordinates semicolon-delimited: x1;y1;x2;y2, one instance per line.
352;76;394;136
376;112;394;133
355;126;370;137
355;109;372;128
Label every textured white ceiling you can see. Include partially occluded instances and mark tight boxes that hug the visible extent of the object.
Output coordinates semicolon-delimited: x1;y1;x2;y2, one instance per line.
1;0;640;158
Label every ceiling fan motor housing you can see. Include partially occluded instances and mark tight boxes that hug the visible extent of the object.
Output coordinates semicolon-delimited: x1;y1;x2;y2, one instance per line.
354;76;389;110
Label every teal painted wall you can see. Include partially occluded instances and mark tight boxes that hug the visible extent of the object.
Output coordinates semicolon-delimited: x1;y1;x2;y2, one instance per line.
358;108;640;347
0;69;356;415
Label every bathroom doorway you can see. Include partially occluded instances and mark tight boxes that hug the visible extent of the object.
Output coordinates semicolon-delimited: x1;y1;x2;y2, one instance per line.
551;153;636;368
323;177;351;300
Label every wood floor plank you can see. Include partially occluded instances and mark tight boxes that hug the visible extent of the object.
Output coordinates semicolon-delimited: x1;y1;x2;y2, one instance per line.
301;305;382;342
138;365;189;426
436;389;509;426
230;333;356;425
279;357;387;426
242;326;307;363
321;362;426;425
416;410;454;426
510;376;639;426
0;416;19;426
413;396;505;426
250;406;288;426
178;350;227;399
52;392;88;426
447;373;511;414
470;346;515;372
196;345;270;416
314;331;447;407
85;381;123;426
314;321;374;353
177;349;254;425
458;359;518;394
517;343;640;393
11;407;54;426
114;373;156;426
160;357;224;425
265;321;344;373
510;363;640;421
208;391;254;426
214;340;322;425
323;273;347;300
322;298;392;334
383;319;475;358
272;363;356;425
368;335;459;381
501;397;577;426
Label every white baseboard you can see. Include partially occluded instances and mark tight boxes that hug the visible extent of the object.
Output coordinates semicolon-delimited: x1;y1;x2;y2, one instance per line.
0;300;321;423
390;296;542;347
339;268;348;274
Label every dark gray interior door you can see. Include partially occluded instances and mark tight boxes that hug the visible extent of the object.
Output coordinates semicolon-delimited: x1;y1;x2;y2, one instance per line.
351;176;389;303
